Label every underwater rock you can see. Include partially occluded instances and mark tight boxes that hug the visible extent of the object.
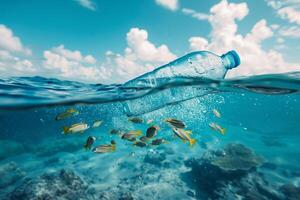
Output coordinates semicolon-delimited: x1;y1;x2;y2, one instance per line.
118;192;134;200
236;172;283;200
280;184;300;200
183;158;282;200
181;143;281;200
0;140;26;160
0;162;26;189
211;143;263;171
9;169;89;200
98;190;133;200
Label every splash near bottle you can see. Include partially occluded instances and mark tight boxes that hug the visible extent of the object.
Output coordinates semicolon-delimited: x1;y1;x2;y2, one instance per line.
122;50;241;116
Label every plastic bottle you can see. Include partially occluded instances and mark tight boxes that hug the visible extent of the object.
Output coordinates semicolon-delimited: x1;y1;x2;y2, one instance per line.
122;50;240;116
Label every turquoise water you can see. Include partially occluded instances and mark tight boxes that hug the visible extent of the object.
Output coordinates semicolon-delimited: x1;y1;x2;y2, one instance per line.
0;73;300;199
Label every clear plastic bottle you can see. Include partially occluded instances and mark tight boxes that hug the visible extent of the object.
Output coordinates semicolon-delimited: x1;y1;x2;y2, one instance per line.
124;50;240;87
122;50;240;116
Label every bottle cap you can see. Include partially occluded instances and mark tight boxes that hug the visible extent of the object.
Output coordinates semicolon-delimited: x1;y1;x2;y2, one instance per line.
222;50;241;69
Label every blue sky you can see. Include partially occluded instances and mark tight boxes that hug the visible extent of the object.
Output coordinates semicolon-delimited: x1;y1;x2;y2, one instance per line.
0;0;299;83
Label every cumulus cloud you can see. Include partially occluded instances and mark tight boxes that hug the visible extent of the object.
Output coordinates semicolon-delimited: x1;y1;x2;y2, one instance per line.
0;24;31;55
0;25;175;83
279;26;300;38
43;45;110;83
187;0;299;77
266;0;300;41
104;28;176;82
266;0;300;25
189;37;208;51
0;24;34;76
278;6;300;25
181;8;209;20
75;0;96;11
155;0;178;11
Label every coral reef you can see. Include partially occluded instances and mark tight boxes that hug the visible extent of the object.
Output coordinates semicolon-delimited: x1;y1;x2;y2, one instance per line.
280;184;300;200
5;142;300;200
9;169;89;200
181;143;287;199
0;162;26;189
211;143;263;171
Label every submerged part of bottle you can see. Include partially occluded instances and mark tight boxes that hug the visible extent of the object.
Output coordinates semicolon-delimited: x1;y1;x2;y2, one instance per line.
122;50;240;116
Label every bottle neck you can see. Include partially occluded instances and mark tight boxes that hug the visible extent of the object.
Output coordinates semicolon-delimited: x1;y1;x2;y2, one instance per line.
221;50;240;69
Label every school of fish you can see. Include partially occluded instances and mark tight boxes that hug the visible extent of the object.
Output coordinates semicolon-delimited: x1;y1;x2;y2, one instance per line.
55;107;226;154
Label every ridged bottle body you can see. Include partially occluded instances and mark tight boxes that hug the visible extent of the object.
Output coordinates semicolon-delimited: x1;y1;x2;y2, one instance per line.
122;50;240;116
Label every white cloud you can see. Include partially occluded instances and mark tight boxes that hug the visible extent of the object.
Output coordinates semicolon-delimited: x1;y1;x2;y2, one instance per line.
188;0;299;77
0;50;14;61
43;45;111;83
278;6;300;25
104;28;176;82
276;37;285;43
0;24;175;83
181;8;209;20
155;0;178;11
126;28;175;63
0;24;31;55
266;0;300;41
266;0;300;25
189;37;208;51
245;19;274;42
0;25;34;76
270;24;280;30
51;45;96;64
75;0;96;11
279;26;300;38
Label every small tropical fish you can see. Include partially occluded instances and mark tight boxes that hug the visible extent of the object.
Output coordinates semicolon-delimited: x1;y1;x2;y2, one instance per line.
55;108;79;121
146;126;160;138
209;122;226;135
213;109;221;118
165;118;186;129
63;122;89;134
84;136;96;150
133;141;147;148
172;128;196;146
122;134;136;142
110;129;122;135
151;138;167;146
128;130;142;137
92;140;116;154
128;117;144;124
121;130;142;142
140;136;149;142
92;120;103;128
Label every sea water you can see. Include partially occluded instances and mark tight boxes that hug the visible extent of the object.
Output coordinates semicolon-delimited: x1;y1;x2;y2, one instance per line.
0;73;299;199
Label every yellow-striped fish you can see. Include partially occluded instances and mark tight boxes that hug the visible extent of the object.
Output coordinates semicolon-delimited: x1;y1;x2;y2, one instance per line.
55;108;79;120
213;109;221;118
92;120;103;128
92;141;116;153
63;122;89;134
172;128;196;146
209;122;226;135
